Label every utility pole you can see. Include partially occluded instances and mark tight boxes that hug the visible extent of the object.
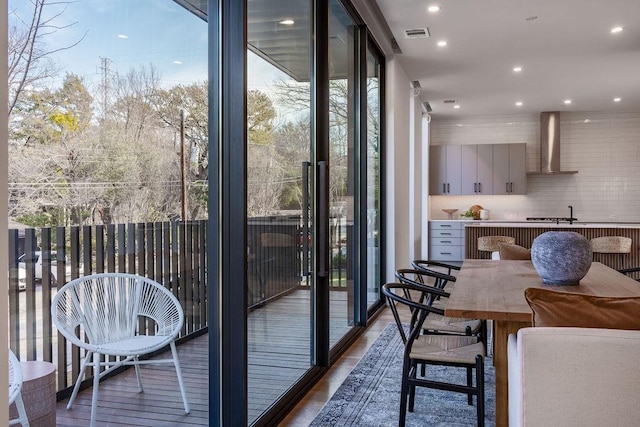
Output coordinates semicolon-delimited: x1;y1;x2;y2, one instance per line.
180;110;189;221
98;57;111;120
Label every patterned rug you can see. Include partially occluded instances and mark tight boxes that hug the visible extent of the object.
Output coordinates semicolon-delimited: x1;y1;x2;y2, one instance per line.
310;323;496;426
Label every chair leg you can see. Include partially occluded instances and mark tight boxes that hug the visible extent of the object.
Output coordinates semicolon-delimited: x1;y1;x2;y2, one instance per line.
171;341;191;413
12;393;30;427
89;351;101;427
134;355;144;392
408;361;417;413
467;366;473;405
476;355;485;427
67;350;93;409
399;361;411;427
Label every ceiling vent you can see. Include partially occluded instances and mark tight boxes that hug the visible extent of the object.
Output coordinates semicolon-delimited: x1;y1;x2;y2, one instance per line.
404;28;430;39
443;99;457;104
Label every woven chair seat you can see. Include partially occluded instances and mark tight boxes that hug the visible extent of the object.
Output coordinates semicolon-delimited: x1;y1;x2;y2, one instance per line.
590;236;632;254
411;335;486;364
95;335;173;356
423;314;483;334
478;236;516;252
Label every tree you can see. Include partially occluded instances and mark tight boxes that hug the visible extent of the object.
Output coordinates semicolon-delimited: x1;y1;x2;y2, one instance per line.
153;81;209;219
11;73;93;145
8;0;86;116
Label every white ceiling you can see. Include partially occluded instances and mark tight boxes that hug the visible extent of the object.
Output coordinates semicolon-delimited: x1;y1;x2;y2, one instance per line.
375;0;640;119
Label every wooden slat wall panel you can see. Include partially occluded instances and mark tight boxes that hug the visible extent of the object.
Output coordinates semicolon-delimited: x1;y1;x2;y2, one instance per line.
465;226;640;271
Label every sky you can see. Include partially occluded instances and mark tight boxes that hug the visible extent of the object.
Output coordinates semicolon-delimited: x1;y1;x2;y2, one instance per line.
9;0;285;94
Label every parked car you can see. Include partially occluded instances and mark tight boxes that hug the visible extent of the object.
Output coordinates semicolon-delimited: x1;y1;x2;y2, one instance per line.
17;251;79;288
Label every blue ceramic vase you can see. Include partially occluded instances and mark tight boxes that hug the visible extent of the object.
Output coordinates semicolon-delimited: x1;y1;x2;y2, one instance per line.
531;231;592;285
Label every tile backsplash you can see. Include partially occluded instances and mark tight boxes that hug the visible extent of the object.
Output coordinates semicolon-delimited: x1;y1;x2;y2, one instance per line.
429;111;640;222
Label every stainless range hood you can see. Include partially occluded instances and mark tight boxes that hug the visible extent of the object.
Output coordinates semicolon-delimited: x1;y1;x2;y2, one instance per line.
527;111;578;175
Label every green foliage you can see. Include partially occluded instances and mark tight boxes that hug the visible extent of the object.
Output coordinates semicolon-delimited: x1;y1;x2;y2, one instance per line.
17;212;55;228
332;251;346;268
247;90;276;145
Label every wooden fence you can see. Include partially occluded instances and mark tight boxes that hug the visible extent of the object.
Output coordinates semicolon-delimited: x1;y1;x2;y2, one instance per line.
7;217;304;397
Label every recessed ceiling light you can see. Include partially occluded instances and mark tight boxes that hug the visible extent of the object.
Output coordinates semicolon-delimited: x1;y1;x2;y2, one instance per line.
437;40;448;47
173;60;183;65
428;5;441;13
611;26;623;33
117;34;128;39
525;16;538;21
453;104;461;109
613;97;622;102
513;66;522;72
564;99;572;105
584;119;591;124
279;19;295;25
515;101;523;107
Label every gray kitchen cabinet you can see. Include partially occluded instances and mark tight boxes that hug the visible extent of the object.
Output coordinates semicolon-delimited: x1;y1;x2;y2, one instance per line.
428;221;465;261
429;145;462;195
461;144;493;195
492;143;527;195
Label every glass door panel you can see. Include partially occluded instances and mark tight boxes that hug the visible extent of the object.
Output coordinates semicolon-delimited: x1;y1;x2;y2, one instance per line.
366;45;382;308
246;0;312;423
328;0;357;345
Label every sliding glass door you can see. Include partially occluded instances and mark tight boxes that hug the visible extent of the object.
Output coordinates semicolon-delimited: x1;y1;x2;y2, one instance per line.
246;1;314;423
216;0;385;424
328;0;358;347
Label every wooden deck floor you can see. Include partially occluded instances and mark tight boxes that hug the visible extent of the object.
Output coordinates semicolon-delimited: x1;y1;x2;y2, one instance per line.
55;288;354;426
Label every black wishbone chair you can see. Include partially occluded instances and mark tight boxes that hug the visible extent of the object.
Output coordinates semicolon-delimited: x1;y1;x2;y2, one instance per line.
395;269;487;347
412;259;461;277
382;282;486;427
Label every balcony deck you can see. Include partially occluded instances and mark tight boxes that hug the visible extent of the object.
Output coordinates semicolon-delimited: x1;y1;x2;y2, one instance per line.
54;288;351;426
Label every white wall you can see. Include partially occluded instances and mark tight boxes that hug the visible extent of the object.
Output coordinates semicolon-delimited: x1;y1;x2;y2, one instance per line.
384;58;415;282
428;111;640;223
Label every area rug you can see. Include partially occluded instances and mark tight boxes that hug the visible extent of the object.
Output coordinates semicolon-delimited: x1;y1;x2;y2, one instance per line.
310;323;496;426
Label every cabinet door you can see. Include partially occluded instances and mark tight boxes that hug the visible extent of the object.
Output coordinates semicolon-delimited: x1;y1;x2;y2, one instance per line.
461;145;493;195
445;145;462;194
429;145;447;195
460;145;478;194
476;144;493;195
492;144;510;195
508;143;527;194
430;145;462;195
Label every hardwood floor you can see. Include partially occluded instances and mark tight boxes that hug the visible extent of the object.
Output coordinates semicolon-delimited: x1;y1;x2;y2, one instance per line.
54;289;394;426
278;306;396;426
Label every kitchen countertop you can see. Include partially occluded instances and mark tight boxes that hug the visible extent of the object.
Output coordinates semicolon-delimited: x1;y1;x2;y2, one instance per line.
468;221;640;228
430;220;640;228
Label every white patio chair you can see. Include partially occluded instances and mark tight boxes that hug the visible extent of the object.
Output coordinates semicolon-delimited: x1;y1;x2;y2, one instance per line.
8;349;30;427
51;273;190;427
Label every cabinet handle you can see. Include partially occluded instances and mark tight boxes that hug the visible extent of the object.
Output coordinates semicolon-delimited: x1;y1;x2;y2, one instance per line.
443;183;446;193
441;225;452;228
440;252;452;255
440;240;452;243
506;182;509;193
478;182;482;193
474;182;477;193
510;182;514;193
440;232;452;236
447;183;450;193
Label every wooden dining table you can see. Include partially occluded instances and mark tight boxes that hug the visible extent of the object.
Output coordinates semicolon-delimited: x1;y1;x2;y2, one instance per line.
445;259;640;427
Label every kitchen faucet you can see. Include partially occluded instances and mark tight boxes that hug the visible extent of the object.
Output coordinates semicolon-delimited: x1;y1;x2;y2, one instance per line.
568;205;574;224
